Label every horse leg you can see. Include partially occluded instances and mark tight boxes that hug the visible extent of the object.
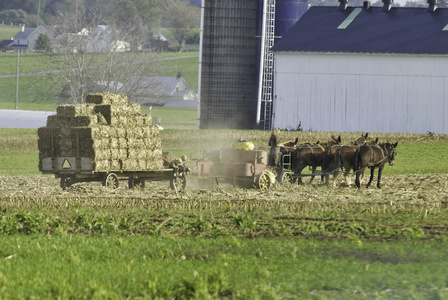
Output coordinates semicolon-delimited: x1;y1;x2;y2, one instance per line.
310;166;318;185
295;165;306;185
342;162;352;186
345;170;352;186
332;172;339;187
355;168;361;188
377;165;385;188
366;167;375;188
360;169;366;185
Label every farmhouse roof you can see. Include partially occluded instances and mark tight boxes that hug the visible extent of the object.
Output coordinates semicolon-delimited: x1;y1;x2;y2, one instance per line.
14;28;35;39
272;5;448;55
123;76;190;96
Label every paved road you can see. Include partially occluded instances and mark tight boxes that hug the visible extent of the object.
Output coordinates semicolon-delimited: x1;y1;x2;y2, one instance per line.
0;109;54;129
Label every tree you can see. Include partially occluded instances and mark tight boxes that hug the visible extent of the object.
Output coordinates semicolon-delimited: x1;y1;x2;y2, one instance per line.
160;0;200;47
0;9;27;25
35;34;52;52
47;8;161;104
96;0;160;50
0;0;36;14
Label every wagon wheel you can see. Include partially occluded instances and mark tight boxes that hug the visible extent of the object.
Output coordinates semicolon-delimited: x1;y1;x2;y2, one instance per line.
128;178;145;189
278;172;293;184
60;176;73;190
103;173;119;189
170;176;187;191
255;172;272;189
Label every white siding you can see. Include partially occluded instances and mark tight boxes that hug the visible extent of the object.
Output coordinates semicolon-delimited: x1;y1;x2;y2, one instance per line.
273;53;448;134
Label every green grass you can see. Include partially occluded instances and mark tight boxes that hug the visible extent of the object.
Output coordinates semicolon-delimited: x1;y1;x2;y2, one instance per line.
0;53;53;76
0;152;39;175
142;106;198;129
0;235;446;298
0;52;199;111
1;127;448;176
0;24;21;41
387;143;448;175
0;76;60;111
157;56;199;91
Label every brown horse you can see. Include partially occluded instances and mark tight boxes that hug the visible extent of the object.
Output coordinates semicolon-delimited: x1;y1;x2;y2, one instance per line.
354;142;398;188
340;133;376;186
322;139;345;186
292;136;341;185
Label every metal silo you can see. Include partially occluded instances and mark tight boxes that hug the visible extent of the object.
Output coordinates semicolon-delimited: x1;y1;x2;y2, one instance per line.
199;0;259;129
275;0;307;39
198;0;307;130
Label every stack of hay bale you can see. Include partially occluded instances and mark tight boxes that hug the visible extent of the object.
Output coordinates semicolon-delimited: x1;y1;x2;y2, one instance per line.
38;93;163;172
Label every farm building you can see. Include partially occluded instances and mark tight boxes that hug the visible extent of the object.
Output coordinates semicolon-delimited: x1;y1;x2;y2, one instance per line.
122;75;198;106
271;0;448;134
7;25;53;53
198;0;308;129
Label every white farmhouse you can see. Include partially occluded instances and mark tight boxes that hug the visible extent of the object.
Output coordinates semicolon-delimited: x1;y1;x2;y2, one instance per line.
7;25;53;53
271;0;448;134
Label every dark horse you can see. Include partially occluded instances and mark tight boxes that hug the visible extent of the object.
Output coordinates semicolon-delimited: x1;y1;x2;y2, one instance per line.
354;142;398;188
340;133;377;186
292;136;341;185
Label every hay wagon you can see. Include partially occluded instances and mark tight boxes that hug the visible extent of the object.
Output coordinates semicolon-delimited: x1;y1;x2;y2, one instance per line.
196;148;275;189
38;93;185;191
40;151;178;190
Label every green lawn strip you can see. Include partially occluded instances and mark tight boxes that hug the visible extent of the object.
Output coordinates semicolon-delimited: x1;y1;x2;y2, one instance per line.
0;25;21;41
0;235;446;299
0;128;37;136
0;152;40;176
0;53;53;76
0;52;198;77
386;143;447;175
0;76;59;111
157;56;199;91
1;128;448;176
146;107;198;129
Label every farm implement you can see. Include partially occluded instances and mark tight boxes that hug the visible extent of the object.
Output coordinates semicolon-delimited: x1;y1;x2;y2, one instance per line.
196;148;275;189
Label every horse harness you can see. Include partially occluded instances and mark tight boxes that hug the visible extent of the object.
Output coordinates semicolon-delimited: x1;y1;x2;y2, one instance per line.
365;144;388;167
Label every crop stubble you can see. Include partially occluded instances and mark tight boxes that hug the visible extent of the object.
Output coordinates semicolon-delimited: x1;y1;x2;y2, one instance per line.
0;173;447;240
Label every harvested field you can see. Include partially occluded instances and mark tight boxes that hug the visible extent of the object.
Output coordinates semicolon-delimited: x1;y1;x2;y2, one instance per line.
1;173;447;240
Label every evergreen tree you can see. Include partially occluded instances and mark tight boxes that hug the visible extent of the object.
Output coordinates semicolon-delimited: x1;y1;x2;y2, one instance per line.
35;33;51;52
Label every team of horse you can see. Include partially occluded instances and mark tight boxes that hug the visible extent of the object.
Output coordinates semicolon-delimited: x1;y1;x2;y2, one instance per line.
281;133;398;188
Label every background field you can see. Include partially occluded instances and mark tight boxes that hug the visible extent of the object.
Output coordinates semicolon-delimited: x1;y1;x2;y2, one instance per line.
2;25;448;299
0;52;199;111
0;24;21;40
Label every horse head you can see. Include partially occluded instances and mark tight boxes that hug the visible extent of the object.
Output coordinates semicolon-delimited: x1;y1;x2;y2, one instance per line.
383;142;398;166
330;135;342;145
354;133;370;146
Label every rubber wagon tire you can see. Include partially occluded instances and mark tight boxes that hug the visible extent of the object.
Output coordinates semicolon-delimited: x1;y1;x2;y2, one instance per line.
278;172;293;184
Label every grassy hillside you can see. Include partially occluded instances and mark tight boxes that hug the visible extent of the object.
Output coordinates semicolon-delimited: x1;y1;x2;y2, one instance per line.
0;24;20;41
0;52;199;111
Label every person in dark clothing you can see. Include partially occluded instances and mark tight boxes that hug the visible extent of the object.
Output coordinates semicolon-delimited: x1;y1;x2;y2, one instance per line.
268;128;280;166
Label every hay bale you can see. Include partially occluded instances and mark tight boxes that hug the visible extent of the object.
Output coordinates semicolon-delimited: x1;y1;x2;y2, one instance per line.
86;93;129;105
74;115;97;127
57;104;95;118
39;93;163;173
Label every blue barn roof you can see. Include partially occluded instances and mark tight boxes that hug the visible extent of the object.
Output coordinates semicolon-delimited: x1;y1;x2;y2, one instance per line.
272;5;448;55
